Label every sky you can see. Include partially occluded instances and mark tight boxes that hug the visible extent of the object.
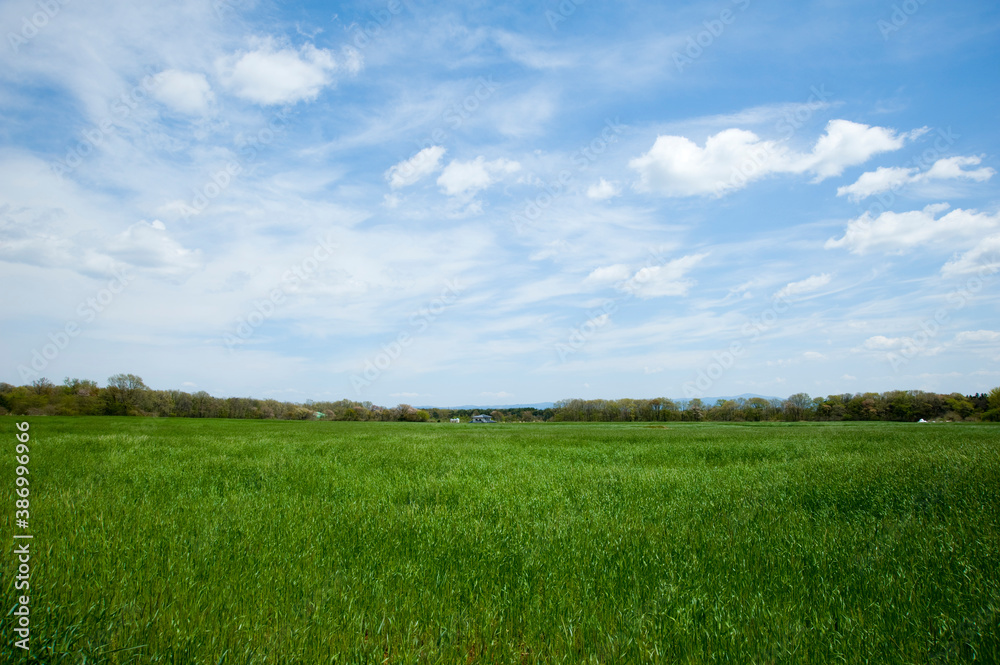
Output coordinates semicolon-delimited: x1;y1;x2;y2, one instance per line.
1;0;998;406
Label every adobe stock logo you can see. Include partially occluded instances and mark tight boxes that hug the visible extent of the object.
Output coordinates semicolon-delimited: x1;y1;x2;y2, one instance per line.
223;234;337;352
682;294;792;398
351;280;462;394
885;260;998;371
18;265;133;381
672;0;751;73
7;0;69;53
877;0;929;40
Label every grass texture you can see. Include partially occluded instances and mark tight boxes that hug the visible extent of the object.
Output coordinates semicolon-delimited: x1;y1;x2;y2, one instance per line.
3;418;999;663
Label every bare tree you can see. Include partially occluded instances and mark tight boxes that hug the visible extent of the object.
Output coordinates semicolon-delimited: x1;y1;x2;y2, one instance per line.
30;377;54;395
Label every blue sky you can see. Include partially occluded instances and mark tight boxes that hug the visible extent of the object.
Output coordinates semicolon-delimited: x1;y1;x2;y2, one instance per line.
1;0;998;406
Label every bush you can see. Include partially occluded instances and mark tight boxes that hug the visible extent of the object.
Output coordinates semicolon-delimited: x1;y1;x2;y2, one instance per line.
982;409;1000;422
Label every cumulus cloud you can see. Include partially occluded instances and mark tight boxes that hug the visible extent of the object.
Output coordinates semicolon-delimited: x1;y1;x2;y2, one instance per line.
385;146;446;189
835;166;915;201
774;273;832;300
922;155;994;182
825;204;1000;255
941;234;1000;276
216;39;360;105
586;178;621;200
837;156;995;201
796;120;912;181
629;128;783;197
151;70;214;115
629;120;914;197
954;330;1000;344
437;157;520;197
622;253;708;298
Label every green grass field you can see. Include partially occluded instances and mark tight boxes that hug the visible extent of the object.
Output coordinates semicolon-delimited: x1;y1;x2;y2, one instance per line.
3;418;1000;664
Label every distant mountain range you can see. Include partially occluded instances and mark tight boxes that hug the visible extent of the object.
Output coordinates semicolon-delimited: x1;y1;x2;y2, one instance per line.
418;394;784;411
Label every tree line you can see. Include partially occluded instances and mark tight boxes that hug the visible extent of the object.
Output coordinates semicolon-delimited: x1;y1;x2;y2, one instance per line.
1;375;998;423
551;391;1000;423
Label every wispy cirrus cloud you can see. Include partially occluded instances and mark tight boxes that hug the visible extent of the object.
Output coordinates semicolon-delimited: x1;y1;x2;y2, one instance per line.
386;146;446;189
774;273;832;300
622;253;708;298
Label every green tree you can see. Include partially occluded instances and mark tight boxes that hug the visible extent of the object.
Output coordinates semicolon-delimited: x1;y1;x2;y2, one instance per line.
984;387;1000;421
944;393;975;420
989;387;1000;410
783;393;814;421
684;398;705;422
105;373;149;415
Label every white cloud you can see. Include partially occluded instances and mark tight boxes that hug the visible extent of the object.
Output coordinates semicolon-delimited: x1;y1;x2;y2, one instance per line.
437;156;520;197
803;351;826;360
630;129;783;197
0;216;201;282
864;335;903;350
941;234;1000;276
825;204;1000;255
151;69;214;115
106;220;202;280
385;146;446;189
955;330;1000;343
774;273;832;300
837;156;995;200
923;155;994;182
586;178;622;200
796;120;911;181
585;264;631;285
622;253;708;298
630;120;914;197
859;334;946;358
835;166;916;201
216;39;359;105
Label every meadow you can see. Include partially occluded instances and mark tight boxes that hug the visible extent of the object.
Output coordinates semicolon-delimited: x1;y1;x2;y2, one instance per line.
3;417;999;664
